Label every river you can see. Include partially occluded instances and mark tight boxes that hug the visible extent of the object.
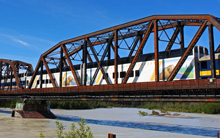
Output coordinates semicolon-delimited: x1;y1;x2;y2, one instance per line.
0;107;219;138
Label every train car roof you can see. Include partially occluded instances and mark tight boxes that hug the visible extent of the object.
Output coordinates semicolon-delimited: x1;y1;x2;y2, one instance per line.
200;53;220;60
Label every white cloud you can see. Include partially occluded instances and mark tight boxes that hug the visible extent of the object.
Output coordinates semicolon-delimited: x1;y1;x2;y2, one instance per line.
0;33;30;47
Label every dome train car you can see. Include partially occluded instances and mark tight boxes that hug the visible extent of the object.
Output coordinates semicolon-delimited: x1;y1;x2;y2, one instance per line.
0;46;209;90
199;53;220;79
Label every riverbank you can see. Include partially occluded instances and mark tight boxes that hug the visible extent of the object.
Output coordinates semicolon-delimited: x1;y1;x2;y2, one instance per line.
0;107;219;138
2;100;220;114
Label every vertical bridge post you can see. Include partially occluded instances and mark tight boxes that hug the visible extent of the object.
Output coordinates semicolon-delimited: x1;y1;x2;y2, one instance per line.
154;20;159;82
114;30;118;84
208;23;216;78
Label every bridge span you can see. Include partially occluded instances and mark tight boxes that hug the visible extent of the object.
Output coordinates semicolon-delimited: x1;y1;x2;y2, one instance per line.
0;14;220;103
0;78;220;102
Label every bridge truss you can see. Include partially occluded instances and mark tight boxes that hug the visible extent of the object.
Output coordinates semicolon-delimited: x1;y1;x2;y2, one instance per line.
0;59;33;90
1;14;220;102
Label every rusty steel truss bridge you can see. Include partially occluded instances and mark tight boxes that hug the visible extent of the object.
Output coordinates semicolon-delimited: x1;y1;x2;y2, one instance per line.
1;14;220;102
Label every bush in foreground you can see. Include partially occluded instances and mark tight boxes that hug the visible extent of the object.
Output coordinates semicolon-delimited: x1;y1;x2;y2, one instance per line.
40;118;93;138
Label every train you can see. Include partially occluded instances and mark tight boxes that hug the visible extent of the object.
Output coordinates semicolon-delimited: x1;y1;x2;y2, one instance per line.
0;46;215;90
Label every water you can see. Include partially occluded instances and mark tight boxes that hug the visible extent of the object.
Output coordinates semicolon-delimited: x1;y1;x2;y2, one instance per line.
0;107;219;138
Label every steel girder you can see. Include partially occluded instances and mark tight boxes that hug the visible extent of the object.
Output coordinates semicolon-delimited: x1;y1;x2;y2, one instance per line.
0;59;33;90
28;14;220;89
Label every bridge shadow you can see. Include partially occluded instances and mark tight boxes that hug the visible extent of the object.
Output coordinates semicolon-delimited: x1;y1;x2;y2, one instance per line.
56;115;218;137
0;110;12;114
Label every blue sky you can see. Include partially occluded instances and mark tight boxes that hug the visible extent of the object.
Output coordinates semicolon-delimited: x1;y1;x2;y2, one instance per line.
0;0;220;68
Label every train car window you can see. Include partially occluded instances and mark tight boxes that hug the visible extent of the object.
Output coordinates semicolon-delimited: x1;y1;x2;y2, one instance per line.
102;73;108;80
120;72;126;78
46;79;49;84
135;70;140;77
201;61;207;69
113;72;118;79
130;71;134;77
37;80;40;85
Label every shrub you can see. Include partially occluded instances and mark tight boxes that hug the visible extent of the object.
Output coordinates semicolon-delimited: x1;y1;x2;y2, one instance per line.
138;110;148;116
152;110;159;115
40;118;93;138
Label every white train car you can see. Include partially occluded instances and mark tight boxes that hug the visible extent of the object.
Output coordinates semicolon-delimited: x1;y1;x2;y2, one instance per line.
0;46;208;90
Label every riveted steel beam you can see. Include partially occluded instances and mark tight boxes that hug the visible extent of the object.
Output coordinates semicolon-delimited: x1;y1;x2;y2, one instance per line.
0;59;23;89
42;58;57;87
2;64;9;89
122;21;154;84
87;38;110;85
128;35;140;57
61;45;81;86
28;58;41;89
208;23;216;78
41;15;220;57
154;20;159;82
180;24;184;49
165;25;180;51
40;60;43;88
216;44;220;53
82;40;87;86
59;47;63;87
114;30;118;84
167;20;208;81
90;33;114;85
0;62;2;90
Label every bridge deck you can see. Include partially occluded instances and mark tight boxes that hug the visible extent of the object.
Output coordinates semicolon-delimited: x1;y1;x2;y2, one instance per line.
0;79;220;102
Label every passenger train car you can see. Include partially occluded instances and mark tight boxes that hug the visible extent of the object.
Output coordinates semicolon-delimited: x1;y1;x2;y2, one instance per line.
0;46;210;90
199;53;220;79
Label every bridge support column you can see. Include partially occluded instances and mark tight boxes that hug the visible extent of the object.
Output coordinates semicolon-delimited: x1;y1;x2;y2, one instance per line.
11;102;56;119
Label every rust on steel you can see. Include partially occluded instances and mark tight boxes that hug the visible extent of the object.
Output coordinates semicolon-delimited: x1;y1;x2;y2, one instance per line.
108;133;116;138
61;44;81;86
114;30;118;84
165;22;181;51
25;14;220;90
180;23;184;49
87;38;110;84
2;79;220;103
28;57;42;89
0;59;33;89
215;44;220;53
154;20;159;82
42;57;57;87
122;21;154;84
167;20;208;81
90;33;115;85
208;23;216;78
40;14;220;57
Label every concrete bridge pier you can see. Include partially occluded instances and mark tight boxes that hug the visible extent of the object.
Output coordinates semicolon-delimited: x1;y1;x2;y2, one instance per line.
11;101;56;119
